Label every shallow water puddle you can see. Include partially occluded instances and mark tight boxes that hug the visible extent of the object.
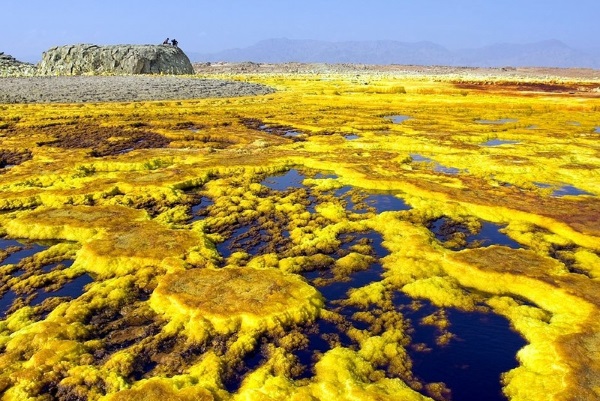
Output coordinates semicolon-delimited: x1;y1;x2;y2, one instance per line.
0;238;48;266
30;273;93;306
533;182;551;190
396;293;526;401
1;269;90;317
475;118;518;125
189;196;214;222
363;192;411;214
314;172;338;179
534;182;593;197
298;231;387;376
41;259;74;273
334;187;411;214
387;115;411;124
224;343;269;392
261;169;305;191
246;120;304;141
117;148;135;155
217;225;260;259
344;134;360;140
410;154;461;175
595;127;600;133
429;218;521;250
317;262;385;301
551;185;593;197
284;130;302;138
333;185;352;198
0;288;18;317
481;139;520;147
218;170;313;259
340;231;388;259
263;170;410;214
410;154;430;162
304;231;387;295
292;319;354;380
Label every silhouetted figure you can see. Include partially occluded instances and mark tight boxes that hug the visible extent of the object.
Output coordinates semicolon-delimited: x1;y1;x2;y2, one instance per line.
171;38;178;47
162;38;170;45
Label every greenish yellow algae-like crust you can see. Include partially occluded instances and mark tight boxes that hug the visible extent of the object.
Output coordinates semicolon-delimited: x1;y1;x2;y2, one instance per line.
1;71;599;400
150;268;323;339
231;346;431;401
3;205;219;277
103;379;216;401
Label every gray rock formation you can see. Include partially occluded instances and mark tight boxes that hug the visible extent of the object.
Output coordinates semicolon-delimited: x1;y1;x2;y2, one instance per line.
37;44;195;75
0;53;36;76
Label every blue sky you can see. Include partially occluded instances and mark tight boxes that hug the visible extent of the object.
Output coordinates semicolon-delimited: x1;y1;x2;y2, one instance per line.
3;0;599;62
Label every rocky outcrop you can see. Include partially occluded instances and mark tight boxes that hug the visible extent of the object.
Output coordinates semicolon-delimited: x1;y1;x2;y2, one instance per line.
0;53;36;76
37;44;195;75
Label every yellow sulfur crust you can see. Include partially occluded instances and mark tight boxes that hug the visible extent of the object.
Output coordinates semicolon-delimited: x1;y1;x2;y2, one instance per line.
0;70;599;400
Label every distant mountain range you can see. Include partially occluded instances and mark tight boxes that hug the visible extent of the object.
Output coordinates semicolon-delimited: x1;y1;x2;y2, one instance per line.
190;38;600;68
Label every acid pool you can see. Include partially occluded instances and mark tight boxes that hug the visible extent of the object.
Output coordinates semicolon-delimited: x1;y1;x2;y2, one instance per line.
481;139;520;147
0;238;90;317
211;170;526;399
387;115;411;124
410;154;461;175
397;293;526;401
475;119;518;125
429;217;521;250
534;182;593;197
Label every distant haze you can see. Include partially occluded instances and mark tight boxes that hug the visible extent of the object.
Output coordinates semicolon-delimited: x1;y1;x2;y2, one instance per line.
191;38;600;68
2;0;599;67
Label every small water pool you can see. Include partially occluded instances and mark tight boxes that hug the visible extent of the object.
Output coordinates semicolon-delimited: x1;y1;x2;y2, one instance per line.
410;154;461;175
552;185;593;197
429;218;521;250
297;231;387;376
475;119;518;125
481;139;520;147
314;172;338;179
535;182;593;197
189;196;214;222
344;134;360;140
0;288;18;316
41;259;74;273
333;187;411;214
217;225;258;259
248;121;303;140
30;273;94;306
396;293;526;401
0;239;48;266
261;169;305;191
387;115;411;124
363;192;411;214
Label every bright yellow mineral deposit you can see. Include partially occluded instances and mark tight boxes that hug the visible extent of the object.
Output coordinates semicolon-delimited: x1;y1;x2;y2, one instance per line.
150;267;323;340
0;68;599;400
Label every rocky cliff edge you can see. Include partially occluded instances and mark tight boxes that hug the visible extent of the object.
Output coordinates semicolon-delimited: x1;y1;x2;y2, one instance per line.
37;44;195;75
0;53;36;76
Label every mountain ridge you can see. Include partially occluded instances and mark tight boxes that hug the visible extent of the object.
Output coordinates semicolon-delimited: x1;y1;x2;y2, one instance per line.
190;38;599;68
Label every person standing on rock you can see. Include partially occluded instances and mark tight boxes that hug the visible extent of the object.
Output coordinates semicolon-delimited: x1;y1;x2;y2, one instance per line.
171;39;178;47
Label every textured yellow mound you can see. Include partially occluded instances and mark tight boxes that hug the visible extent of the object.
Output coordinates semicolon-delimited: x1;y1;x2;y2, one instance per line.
3;205;217;277
151;268;323;337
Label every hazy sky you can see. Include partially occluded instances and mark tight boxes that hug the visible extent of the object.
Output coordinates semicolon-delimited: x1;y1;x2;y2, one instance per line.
3;0;599;62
